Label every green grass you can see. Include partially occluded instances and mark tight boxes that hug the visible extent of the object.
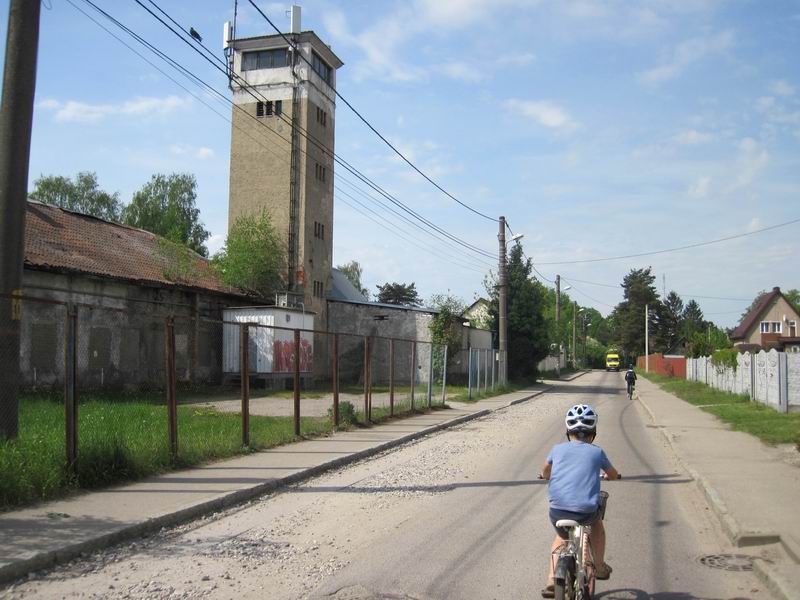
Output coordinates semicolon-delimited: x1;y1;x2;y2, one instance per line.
539;367;579;380
447;380;534;403
0;396;333;512
638;370;800;446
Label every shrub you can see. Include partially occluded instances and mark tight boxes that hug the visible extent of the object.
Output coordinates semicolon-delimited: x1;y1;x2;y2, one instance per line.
711;348;738;373
330;401;357;426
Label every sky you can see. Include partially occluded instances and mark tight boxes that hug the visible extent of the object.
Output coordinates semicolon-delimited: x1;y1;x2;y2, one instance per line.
2;0;799;328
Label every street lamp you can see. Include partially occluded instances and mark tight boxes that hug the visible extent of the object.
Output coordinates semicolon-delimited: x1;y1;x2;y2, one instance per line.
574;307;585;369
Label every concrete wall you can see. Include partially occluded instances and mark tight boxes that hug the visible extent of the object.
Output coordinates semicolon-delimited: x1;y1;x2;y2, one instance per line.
20;269;248;390
686;349;799;413
325;300;436;385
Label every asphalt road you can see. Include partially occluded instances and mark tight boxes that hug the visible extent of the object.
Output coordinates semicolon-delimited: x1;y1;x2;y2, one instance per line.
4;371;768;600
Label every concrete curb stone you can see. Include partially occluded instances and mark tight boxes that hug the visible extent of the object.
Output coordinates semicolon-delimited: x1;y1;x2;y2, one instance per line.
0;389;546;585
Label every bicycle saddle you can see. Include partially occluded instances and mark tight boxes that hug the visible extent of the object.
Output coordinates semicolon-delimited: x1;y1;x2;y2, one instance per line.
555;519;581;528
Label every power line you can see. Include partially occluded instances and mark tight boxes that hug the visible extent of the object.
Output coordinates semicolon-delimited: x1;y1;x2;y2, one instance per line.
76;0;496;266
243;0;498;223
536;217;800;265
131;0;497;261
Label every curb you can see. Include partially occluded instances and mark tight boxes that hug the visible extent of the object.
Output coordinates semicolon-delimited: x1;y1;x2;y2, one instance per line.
0;389;545;585
634;390;790;600
541;369;591;383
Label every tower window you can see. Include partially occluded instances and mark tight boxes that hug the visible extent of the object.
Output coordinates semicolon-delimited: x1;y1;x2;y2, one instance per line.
257;100;282;118
315;163;327;182
314;221;325;240
242;48;288;71
316;107;327;127
313;281;325;298
312;52;332;86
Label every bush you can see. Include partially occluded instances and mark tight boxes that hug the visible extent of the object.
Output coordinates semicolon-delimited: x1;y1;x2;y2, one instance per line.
330;401;357;426
711;348;738;372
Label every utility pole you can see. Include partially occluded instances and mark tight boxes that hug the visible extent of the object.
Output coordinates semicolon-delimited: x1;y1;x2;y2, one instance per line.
0;0;41;440
555;275;561;378
645;303;649;373
572;301;577;369
497;216;508;385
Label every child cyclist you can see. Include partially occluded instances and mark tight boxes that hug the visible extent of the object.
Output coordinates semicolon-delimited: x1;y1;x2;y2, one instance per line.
539;404;620;598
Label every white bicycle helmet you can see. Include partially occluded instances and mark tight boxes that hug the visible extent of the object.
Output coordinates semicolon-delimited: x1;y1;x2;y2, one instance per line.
565;404;598;434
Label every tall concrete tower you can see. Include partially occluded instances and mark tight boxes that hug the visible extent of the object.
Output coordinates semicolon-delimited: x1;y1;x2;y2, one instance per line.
227;6;342;315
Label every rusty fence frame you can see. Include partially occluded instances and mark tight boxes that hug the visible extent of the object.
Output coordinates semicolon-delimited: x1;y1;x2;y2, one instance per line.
4;294;449;471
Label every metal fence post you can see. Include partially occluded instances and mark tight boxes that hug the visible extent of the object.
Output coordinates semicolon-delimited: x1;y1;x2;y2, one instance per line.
441;345;448;405
165;316;178;459
410;341;416;411
468;348;473;400
293;329;301;436
489;348;497;391
364;335;369;423
332;333;339;427
476;349;481;396
427;344;433;408
240;323;250;447
484;349;489;390
64;304;78;469
389;338;395;416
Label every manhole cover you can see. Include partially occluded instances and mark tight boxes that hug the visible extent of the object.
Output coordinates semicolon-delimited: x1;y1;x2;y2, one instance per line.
698;554;755;571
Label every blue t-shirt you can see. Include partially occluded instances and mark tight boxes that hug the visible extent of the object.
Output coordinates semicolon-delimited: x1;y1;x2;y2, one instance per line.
547;441;612;513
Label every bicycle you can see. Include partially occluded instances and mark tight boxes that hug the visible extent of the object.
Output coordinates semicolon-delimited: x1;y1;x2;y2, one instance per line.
626;383;635;401
551;491;609;600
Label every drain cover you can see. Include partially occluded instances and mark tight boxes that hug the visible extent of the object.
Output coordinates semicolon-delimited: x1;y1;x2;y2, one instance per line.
698;554;755;571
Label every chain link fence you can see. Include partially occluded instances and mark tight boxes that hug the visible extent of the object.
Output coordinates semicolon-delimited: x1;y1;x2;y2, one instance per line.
0;295;450;510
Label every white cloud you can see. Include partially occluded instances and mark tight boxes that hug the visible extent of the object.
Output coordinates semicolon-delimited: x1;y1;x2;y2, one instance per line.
496;52;537;67
639;30;734;84
437;61;485;83
672;129;714;145
207;233;226;256
726;137;768;192
170;144;215;159
38;95;191;123
769;80;796;96
745;217;762;233
687;175;711;198
504;99;578;132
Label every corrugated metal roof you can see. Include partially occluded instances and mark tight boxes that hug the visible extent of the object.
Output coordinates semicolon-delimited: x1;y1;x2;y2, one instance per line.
24;201;247;297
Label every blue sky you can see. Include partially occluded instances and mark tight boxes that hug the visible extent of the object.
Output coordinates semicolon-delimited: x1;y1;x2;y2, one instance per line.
2;0;799;327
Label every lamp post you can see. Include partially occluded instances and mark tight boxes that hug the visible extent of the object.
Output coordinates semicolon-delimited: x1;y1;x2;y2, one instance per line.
645;303;649;373
555;276;571;378
574;307;584;368
498;216;523;386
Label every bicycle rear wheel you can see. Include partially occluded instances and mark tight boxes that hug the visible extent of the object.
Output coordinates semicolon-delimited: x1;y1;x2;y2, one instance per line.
554;556;576;600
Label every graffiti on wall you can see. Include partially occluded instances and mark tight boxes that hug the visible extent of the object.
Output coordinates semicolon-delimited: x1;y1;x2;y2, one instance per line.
273;339;313;372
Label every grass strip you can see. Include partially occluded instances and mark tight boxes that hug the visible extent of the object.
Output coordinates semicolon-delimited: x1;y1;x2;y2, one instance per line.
638;370;800;447
0;398;334;512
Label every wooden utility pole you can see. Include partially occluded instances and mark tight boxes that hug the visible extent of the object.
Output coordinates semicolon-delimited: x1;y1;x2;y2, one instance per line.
498;216;508;385
0;0;41;439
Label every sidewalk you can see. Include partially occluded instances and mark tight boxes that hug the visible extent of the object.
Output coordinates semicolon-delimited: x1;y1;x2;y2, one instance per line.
0;387;545;585
635;377;800;599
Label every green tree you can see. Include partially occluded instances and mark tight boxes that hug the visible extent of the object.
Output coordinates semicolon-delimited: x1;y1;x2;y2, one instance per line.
785;289;800;313
687;331;714;358
375;282;422;306
505;244;549;379
428;293;466;372
682;299;705;340
211;208;285;298
30;171;123;221
610;267;661;359
661;291;685;353
337;260;369;299
740;290;767;320
123;173;210;256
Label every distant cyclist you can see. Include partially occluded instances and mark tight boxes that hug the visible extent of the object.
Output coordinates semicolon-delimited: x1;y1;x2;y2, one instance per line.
539;404;620;598
624;366;637;399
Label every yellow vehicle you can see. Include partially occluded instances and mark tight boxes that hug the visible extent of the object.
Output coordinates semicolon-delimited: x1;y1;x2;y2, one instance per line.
605;353;620;372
